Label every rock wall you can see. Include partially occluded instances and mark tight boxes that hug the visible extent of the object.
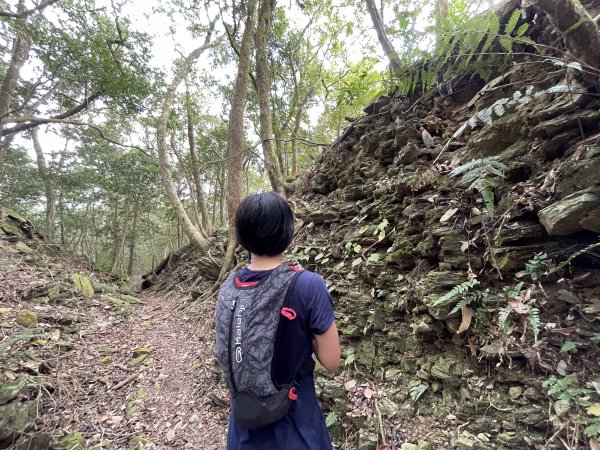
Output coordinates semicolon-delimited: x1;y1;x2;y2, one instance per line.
294;54;600;448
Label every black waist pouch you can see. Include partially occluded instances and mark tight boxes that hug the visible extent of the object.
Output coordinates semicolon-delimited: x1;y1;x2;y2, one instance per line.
231;385;293;429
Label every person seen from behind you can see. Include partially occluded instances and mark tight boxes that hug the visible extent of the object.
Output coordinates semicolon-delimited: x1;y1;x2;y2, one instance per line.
215;191;341;449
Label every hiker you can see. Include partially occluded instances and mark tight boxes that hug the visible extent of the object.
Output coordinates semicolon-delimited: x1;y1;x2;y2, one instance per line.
215;191;341;449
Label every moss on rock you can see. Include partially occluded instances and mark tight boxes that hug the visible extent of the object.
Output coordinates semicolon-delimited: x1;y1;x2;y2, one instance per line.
70;274;94;297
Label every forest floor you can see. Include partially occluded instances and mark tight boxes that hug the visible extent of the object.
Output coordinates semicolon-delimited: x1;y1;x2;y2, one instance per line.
47;287;228;449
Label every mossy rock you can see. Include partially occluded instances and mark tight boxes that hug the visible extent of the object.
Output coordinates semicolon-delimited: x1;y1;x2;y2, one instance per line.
0;220;22;236
120;294;142;304
16;310;37;328
70;274;94;298
101;295;133;315
52;431;85;450
0;399;37;442
132;347;152;358
127;436;153;449
0;381;23;405
15;241;34;255
89;441;112;449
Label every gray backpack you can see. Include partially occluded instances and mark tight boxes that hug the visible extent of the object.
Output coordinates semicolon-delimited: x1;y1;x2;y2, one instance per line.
215;263;313;429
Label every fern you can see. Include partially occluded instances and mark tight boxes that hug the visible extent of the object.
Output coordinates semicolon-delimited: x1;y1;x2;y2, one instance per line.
450;157;507;218
433;279;480;307
396;9;530;95
0;328;43;356
528;307;541;342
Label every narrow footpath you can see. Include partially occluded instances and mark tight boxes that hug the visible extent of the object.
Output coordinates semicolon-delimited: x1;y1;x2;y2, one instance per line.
50;290;228;449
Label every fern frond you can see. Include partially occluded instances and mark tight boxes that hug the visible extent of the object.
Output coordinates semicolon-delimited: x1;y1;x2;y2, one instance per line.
478;12;500;61
504;9;521;37
481;186;496;217
433;279;480;307
528;307;541;342
450;295;474;315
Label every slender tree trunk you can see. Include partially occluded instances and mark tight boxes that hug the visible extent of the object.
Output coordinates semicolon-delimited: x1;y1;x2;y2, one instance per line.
255;0;289;195
156;22;215;251
185;89;213;234
127;205;139;276
211;176;217;227
111;201;130;274
221;0;258;275
31;129;57;240
0;27;31;174
365;0;402;73
220;166;226;227
58;193;65;245
171;132;203;231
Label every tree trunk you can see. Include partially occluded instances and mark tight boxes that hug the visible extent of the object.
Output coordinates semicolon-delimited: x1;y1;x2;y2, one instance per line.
435;0;450;45
156;24;215;251
127;205;139;276
365;0;402;73
58;192;65;245
531;0;600;86
185;92;212;234
222;0;258;276
31;129;57;240
219;164;226;227
0;28;31;174
255;0;295;195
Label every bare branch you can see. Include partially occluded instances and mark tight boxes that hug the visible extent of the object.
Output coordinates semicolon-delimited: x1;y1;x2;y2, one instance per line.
4;115;154;160
1;91;102;136
0;0;61;19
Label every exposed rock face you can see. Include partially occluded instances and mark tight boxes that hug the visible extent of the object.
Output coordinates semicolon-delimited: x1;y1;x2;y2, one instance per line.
538;187;600;235
294;57;600;448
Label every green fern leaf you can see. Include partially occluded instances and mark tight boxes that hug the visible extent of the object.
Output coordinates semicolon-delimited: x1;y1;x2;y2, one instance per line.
481;186;496;217
504;9;521;37
478;11;500;61
528;307;540;342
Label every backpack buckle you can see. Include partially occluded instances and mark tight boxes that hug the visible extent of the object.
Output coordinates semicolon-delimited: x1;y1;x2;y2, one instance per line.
288;387;297;401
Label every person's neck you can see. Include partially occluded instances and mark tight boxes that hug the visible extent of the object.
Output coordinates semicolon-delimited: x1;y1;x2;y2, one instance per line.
247;253;284;271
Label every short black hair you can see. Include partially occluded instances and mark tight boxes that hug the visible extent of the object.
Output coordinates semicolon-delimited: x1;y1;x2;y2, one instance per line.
235;192;295;256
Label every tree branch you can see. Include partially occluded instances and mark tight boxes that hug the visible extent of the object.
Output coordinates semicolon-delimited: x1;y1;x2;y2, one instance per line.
4;116;155;160
0;0;61;19
1;91;102;136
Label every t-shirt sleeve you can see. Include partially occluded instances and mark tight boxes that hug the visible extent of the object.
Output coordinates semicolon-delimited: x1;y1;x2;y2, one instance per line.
303;272;335;335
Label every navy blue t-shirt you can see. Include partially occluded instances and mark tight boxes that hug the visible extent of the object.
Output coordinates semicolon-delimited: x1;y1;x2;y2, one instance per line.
226;266;335;450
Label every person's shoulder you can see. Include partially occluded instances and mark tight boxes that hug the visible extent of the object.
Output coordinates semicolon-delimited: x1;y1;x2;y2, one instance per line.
296;269;326;287
292;270;330;301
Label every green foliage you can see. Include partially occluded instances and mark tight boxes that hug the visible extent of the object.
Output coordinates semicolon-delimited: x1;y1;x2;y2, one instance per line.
344;347;356;366
498;281;541;342
325;411;338;427
450;157;507;217
433;279;489;314
396;9;534;94
409;383;429;403
561;341;582;353
543;375;600;438
0;328;43;356
517;252;552;281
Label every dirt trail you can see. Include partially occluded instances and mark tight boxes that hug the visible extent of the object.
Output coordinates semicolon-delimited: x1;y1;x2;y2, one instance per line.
51;291;228;449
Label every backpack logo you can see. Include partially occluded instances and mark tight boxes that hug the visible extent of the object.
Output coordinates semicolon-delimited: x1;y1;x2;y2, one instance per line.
234;304;246;362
